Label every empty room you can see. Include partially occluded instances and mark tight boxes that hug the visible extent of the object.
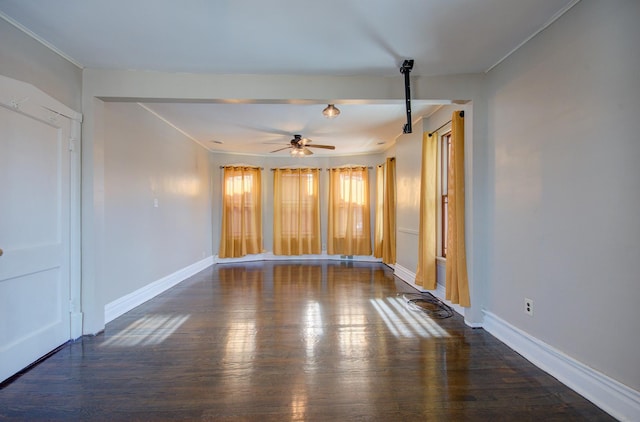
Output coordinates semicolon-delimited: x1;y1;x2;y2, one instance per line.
0;0;638;420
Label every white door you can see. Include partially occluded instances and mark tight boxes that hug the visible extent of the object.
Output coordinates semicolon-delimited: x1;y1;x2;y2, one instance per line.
0;89;72;382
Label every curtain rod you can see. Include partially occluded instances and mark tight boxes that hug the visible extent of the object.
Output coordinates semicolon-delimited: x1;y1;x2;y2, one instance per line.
427;110;464;137
377;157;396;168
271;166;373;170
219;165;264;169
219;165;373;170
270;167;321;171
325;166;373;170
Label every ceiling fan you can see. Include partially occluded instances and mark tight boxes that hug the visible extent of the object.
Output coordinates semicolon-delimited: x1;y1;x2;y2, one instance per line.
270;134;336;156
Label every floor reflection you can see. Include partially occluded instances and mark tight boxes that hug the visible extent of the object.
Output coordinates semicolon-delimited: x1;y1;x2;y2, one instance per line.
302;300;323;361
101;314;190;347
0;260;612;421
290;384;308;421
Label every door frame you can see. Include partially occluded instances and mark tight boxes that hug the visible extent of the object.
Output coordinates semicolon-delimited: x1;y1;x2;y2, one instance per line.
0;74;83;339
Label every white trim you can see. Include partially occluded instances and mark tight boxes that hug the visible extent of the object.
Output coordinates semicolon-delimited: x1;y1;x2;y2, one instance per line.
69;118;83;339
393;264;426;292
0;13;84;69
484;0;582;73
137;103;213;152
431;282;479;326
397;227;419;236
0;74;81;122
483;311;640;422
104;256;214;323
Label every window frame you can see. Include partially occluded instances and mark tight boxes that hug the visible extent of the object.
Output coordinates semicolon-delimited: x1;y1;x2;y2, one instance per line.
335;170;368;238
276;170;318;238
437;129;452;259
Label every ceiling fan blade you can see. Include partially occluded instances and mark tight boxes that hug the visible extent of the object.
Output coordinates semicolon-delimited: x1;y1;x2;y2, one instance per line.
270;146;291;153
306;144;336;150
237;124;294;137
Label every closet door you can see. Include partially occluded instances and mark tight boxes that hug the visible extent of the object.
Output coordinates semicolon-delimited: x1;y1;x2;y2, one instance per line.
0;81;73;382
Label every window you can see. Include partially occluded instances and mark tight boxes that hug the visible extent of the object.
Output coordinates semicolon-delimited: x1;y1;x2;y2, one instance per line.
327;167;372;256
225;172;256;238
441;132;451;258
336;171;367;234
280;171;316;236
273;168;321;255
219;166;262;258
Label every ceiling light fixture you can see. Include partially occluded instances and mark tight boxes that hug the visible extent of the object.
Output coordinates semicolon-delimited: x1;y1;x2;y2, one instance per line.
290;147;312;157
322;104;340;119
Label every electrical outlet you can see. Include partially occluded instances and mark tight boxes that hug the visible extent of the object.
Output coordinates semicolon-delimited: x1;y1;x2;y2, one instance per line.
524;298;534;316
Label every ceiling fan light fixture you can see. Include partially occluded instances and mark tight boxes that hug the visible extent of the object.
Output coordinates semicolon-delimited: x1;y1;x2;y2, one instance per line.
322;104;340;119
290;147;313;157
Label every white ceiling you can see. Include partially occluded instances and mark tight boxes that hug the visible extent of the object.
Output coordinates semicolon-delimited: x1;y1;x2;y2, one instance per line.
0;0;578;156
140;101;443;156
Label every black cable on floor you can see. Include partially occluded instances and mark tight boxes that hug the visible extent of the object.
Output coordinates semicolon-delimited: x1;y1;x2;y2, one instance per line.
401;292;454;319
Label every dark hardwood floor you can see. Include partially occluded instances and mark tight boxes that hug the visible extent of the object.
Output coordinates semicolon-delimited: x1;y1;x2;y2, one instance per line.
0;261;612;421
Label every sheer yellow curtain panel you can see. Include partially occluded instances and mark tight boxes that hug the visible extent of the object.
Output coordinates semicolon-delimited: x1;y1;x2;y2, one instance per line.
445;112;470;306
327;167;372;256
415;132;438;289
382;157;396;265
273;168;321;255
218;166;263;258
373;165;384;258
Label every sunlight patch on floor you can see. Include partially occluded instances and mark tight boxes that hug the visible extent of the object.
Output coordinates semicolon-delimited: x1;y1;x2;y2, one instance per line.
370;297;449;338
102;314;190;347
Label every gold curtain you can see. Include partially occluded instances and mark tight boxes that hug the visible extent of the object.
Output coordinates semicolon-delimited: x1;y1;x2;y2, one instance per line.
374;159;396;263
373;165;384;258
415;132;438;289
218;166;263;258
273;168;321;255
445;112;470;306
327;167;372;256
381;157;396;264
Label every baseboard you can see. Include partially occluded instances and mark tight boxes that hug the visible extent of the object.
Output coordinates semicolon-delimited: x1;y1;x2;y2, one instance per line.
104;256;214;323
70;311;83;340
393;264;427;292
214;252;382;264
432;282;470;322
483;311;640;422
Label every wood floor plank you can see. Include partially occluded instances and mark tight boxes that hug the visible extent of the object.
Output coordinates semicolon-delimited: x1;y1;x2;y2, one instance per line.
0;261;614;421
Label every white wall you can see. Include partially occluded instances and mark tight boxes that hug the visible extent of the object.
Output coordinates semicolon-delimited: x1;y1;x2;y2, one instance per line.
394;126;423;273
102;103;212;305
484;0;640;391
0;18;81;111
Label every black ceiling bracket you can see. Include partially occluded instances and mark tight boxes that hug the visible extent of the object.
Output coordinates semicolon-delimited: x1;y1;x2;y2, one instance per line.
400;59;414;134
